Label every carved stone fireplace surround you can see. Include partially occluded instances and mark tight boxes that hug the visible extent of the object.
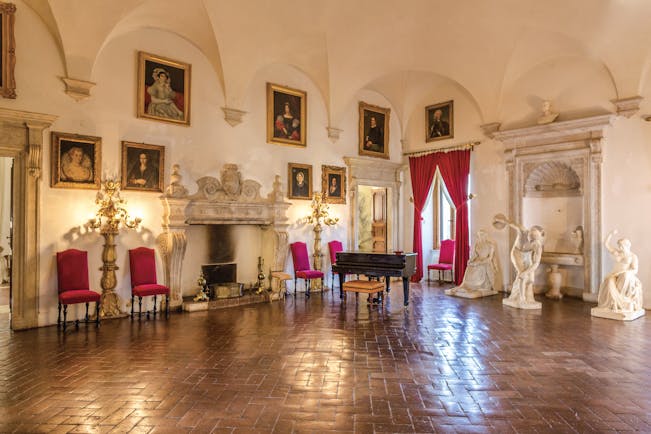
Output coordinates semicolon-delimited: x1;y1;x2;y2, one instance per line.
159;164;290;308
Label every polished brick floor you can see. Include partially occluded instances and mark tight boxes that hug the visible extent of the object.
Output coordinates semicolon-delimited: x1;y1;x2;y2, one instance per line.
0;282;650;433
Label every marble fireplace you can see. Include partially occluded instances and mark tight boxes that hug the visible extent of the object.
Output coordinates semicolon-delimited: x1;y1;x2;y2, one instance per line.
158;164;290;308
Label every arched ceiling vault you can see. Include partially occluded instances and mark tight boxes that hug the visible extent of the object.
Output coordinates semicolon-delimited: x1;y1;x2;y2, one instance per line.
22;0;651;129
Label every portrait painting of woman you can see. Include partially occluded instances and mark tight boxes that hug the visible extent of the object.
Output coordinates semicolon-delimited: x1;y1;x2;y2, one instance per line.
267;83;307;147
121;141;165;192
137;51;191;125
51;132;101;189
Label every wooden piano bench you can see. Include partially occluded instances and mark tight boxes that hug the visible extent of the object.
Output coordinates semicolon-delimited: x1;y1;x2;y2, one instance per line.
342;280;385;304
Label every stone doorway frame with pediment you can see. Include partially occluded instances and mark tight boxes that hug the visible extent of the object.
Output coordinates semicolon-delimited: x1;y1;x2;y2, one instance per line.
0;108;57;330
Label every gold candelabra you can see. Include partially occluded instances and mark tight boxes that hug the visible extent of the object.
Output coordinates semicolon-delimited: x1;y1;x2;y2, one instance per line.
305;192;338;288
88;178;141;318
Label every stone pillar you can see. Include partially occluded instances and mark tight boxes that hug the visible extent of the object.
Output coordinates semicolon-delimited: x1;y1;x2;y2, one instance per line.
159;194;189;309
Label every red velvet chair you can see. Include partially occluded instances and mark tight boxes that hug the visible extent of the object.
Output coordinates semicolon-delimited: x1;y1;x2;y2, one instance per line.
128;247;170;319
290;241;324;298
56;249;100;331
327;240;344;287
428;239;455;283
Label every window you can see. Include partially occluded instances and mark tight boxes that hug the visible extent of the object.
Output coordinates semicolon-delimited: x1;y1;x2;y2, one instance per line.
433;173;455;248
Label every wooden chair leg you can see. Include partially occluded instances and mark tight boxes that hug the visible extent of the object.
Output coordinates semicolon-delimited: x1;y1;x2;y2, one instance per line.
165;295;170;318
85;302;89;323
306;279;310;298
294;278;297;297
138;296;143;318
131;295;134;318
95;302;100;327
63;305;68;331
57;303;61;327
152;295;157;318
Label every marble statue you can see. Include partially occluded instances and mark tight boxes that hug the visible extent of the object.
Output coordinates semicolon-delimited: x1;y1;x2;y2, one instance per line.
537;100;559;125
445;229;501;298
493;214;544;309
591;230;644;321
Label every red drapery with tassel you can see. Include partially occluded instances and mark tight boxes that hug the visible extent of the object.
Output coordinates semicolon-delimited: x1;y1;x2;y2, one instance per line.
408;150;470;284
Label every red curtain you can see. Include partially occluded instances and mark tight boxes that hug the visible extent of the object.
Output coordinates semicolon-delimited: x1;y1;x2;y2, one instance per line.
408;154;439;282
437;150;470;285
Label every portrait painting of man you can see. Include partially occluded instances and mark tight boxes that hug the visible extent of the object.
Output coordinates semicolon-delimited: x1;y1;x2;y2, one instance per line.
267;83;307;147
359;102;390;159
426;100;454;142
321;165;346;204
288;163;312;200
137;51;191;125
121;141;165;192
51;131;101;190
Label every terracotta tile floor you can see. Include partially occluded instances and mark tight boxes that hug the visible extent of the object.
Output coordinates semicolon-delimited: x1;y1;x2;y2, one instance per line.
0;282;650;433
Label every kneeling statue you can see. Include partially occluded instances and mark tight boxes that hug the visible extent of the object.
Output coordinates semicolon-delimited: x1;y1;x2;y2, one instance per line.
591;230;644;321
446;229;501;298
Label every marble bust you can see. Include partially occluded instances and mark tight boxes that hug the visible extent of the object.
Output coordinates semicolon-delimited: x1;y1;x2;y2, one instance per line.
537;100;559;125
591;230;644;321
445;229;501;299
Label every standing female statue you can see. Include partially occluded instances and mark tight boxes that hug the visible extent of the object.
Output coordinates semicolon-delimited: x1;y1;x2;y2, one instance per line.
591;230;644;321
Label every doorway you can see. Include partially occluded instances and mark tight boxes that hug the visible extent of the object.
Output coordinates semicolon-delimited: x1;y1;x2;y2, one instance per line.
356;186;387;252
0;157;12;320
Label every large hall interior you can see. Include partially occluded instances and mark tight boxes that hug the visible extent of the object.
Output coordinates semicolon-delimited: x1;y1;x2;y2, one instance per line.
0;0;650;432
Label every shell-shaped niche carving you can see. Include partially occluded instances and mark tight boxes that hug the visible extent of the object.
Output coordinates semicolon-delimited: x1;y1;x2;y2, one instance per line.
524;161;581;197
195;176;222;200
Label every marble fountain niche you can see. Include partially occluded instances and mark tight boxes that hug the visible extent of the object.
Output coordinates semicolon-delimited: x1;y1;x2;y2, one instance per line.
522;161;585;298
492;113;614;302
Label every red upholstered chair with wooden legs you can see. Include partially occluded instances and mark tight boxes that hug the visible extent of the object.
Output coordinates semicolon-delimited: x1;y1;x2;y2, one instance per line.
290;241;324;298
56;249;100;331
128;247;170;319
428;239;455;283
327;240;344;287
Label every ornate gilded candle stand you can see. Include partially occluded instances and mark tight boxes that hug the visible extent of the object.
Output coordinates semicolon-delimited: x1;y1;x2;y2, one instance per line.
88;179;141;318
305;192;338;290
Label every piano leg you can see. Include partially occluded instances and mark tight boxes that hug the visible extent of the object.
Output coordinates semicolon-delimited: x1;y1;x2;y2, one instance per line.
338;272;345;299
385;275;391;293
402;276;409;307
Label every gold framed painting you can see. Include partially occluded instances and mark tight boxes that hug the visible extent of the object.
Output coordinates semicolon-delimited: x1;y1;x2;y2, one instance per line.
121;141;165;192
267;83;307;147
50;132;101;190
287;163;312;200
426;100;453;142
137;51;191;125
0;2;16;99
359;101;390;159
322;165;346;204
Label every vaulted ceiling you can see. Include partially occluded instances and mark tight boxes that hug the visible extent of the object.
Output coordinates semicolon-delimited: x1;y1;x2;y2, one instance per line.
23;0;651;126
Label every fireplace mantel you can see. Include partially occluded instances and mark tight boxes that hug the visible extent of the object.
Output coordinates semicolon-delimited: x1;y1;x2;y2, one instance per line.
158;164;290;308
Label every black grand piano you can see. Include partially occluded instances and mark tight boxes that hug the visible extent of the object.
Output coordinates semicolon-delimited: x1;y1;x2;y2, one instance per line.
333;251;417;306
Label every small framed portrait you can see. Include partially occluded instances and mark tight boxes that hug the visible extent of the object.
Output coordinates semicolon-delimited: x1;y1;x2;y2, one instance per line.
322;165;346;204
359;102;390;159
0;2;16;99
426;100;454;142
287;163;312;200
50;132;101;190
137;51;191;126
267;82;307;147
121;141;165;192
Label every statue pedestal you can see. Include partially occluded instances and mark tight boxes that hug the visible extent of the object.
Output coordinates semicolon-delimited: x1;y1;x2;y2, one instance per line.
445;287;497;299
590;307;645;321
502;298;542;309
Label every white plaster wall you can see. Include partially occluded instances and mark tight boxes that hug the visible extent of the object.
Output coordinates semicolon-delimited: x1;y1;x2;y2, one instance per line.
0;158;11;261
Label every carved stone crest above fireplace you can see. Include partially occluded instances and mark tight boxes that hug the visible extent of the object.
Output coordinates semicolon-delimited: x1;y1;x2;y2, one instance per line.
158;164;291;308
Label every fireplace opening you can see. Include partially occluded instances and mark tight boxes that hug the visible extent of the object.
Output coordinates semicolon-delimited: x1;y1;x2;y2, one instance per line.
201;262;242;299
